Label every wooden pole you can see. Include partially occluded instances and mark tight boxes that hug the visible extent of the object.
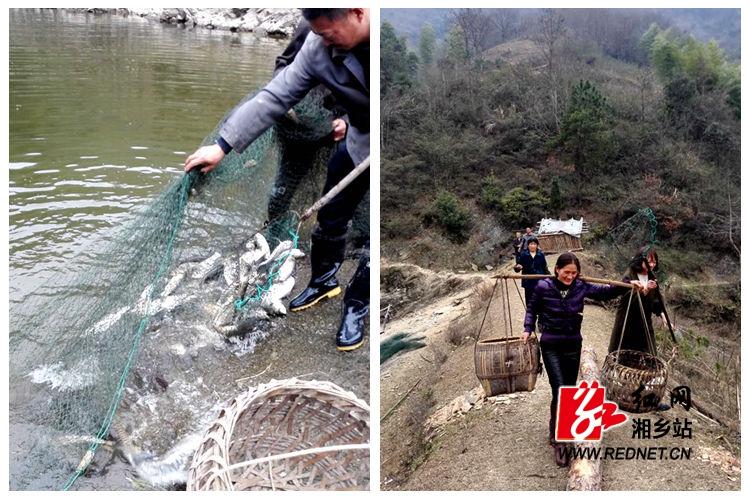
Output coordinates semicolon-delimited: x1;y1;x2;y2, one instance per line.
490;274;635;288
299;156;370;222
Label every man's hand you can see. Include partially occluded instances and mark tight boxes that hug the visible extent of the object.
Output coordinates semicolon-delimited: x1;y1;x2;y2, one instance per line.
520;331;531;344
185;143;226;173
332;118;347;142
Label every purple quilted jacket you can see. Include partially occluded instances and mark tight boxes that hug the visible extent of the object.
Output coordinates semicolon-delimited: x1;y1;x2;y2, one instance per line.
524;277;626;347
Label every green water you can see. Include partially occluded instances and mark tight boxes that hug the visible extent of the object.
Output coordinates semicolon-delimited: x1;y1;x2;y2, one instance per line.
8;9;288;490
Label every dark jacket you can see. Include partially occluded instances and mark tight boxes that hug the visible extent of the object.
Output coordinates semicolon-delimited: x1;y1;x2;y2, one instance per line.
516;250;550;289
220;27;369;165
512;237;523;255
525;277;626;348
520;232;536;251
608;268;664;354
274;21;345;118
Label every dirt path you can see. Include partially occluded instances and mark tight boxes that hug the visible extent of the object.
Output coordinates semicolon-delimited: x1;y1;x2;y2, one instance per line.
379;259;741;491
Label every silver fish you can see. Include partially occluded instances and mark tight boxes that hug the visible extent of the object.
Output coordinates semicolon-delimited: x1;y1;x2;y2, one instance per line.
260;276;296;315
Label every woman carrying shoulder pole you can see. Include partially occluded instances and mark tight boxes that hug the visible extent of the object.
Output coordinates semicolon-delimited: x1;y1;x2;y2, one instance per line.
520;252;646;466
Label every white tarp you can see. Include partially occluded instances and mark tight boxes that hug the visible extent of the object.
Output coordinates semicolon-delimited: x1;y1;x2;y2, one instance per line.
538;217;584;238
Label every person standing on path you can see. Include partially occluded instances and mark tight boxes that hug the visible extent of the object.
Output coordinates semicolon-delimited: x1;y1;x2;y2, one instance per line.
521;252;644;466
608;246;668;355
515;237;550;305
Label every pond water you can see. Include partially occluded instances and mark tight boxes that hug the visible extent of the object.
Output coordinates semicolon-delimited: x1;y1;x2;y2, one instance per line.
8;9;370;491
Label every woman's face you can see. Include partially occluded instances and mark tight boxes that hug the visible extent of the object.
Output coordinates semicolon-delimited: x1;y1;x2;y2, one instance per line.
555;263;578;285
528;241;538;252
638;255;656;273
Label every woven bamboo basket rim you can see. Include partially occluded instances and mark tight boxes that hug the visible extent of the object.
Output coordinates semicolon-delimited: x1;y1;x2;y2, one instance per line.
187;378;370;491
604;349;668;372
601;350;668;412
477;336;522;344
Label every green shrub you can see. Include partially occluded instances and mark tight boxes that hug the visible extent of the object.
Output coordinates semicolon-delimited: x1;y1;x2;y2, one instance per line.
434;190;471;244
499;187;548;228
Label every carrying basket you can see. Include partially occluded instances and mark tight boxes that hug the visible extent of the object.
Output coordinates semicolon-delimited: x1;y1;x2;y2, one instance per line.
475;335;540;396
600;349;668;413
600;288;669;412
473;277;540;397
187;378;370;491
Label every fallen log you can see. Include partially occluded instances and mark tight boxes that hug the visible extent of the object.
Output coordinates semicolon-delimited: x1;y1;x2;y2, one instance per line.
567;347;602;491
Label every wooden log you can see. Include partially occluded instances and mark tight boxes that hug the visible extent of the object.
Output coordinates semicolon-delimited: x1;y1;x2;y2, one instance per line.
578;347;600;383
567;347;602;491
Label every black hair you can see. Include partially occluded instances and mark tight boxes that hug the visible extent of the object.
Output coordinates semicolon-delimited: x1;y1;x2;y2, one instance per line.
300;8;350;21
527;237;540;246
629;245;659;274
554;252;581;276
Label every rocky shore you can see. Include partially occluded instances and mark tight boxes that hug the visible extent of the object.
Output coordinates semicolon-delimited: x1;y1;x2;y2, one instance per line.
69;8;301;37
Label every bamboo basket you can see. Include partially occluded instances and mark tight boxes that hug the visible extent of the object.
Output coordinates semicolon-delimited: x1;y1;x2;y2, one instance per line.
600;350;668;413
475;335;540;396
187;378;370;491
473;277;540;397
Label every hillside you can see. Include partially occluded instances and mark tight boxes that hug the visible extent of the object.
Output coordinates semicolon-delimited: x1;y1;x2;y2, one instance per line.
379;257;741;491
380;9;741;299
381;8;741;59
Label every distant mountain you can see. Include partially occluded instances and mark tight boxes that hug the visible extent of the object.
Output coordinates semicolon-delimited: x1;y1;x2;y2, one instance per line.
380;8;453;48
381;8;740;60
662;8;740;59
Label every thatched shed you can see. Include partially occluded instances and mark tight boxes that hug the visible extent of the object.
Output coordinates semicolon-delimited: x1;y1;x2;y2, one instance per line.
535;218;588;254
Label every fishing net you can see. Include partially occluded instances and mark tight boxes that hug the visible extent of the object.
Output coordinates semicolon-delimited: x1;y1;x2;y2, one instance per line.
10;89;367;490
597;207;665;282
600;209;740;428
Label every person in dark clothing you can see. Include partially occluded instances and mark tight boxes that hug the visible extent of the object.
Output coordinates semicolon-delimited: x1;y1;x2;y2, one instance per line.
608;246;668;355
512;231;523;264
520;226;535;252
185;8;370;352
521;252;645;467
265;19;348;245
515;237;550;305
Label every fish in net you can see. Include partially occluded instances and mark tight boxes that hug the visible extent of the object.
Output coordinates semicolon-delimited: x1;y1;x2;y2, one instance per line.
10;90;346;490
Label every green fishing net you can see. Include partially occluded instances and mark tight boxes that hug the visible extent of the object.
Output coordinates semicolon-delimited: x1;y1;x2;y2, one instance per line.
599;207;664;281
11;90;363;490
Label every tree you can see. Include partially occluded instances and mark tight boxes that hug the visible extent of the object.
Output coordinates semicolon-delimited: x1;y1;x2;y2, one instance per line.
418;23;436;66
434;190;471;244
534;9;566;74
551;80;615;177
380;20;417;97
491;9;521;43
646;26;740;144
499;187;548;230
533;9;567;129
549;177;563;216
449;8;495;65
650;30;684;81
638;22;661;62
444;22;469;67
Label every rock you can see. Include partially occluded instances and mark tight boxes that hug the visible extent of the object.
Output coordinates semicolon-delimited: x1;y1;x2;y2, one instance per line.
92;8;301;36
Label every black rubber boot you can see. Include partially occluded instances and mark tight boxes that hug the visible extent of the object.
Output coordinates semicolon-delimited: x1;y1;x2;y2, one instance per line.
289;231;346;312
336;244;369;351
